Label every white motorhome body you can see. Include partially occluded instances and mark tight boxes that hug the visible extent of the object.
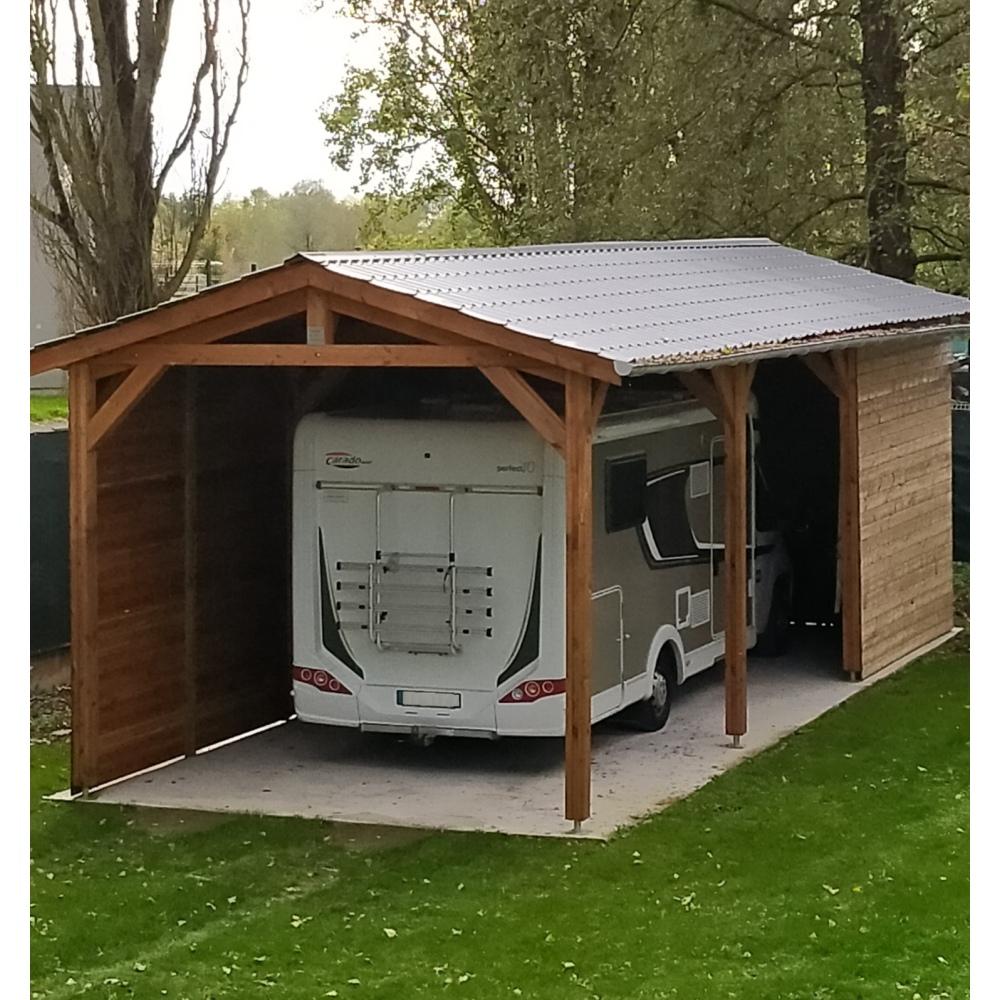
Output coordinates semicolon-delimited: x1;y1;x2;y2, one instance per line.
292;400;790;738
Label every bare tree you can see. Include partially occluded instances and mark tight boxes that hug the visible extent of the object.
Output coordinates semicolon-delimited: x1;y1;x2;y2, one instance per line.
29;0;250;327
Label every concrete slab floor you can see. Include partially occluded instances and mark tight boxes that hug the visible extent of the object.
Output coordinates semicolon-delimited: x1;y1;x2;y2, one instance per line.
52;627;958;839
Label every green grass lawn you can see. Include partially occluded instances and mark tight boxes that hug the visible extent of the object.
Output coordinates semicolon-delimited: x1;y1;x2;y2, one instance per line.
30;395;69;422
29;648;970;1000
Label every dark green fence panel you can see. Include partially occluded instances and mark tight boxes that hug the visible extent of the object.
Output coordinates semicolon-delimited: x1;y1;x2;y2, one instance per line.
952;405;969;563
31;429;70;654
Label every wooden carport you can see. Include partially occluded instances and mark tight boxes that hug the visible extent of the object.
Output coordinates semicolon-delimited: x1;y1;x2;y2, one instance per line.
30;242;968;829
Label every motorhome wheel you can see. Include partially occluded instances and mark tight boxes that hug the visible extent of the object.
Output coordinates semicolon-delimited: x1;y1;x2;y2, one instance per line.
632;647;677;732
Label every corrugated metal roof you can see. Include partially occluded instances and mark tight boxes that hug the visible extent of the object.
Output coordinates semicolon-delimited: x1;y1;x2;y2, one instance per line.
299;239;969;375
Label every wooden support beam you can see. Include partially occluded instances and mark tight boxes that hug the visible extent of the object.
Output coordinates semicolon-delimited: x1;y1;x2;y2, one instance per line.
95;343;542;369
830;351;852;399
69;362;98;793
591;380;610;427
678;370;728;423
564;371;594;825
87;363;165;449
306;288;337;345
799;352;841;399
711;364;755;742
386;321;568;383
837;350;862;677
479;367;566;455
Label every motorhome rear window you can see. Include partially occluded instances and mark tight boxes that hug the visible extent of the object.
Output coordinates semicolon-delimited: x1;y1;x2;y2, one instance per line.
605;454;647;533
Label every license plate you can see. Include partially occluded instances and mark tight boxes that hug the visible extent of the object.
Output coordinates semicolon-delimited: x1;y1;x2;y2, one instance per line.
397;690;461;709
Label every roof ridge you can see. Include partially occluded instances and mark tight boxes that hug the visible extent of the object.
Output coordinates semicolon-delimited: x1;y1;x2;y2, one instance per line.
296;238;775;263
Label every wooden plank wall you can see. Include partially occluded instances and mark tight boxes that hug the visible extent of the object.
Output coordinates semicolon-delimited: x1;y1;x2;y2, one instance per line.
92;370;188;783
856;336;953;677
84;365;293;788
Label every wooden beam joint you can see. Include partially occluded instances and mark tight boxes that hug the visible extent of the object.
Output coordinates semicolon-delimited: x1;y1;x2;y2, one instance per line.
306;287;337;345
480;367;566;455
87;362;165;449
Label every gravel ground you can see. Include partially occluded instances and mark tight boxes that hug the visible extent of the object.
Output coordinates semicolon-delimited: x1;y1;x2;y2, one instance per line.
30;686;71;745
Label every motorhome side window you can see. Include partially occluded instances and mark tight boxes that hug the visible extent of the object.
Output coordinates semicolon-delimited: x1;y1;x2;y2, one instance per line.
605;454;647;533
643;468;702;561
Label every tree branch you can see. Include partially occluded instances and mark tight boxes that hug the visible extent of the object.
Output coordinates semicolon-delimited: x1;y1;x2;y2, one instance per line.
699;0;861;72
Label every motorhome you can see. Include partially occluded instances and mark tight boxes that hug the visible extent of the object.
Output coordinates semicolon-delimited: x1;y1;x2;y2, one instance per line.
291;393;791;739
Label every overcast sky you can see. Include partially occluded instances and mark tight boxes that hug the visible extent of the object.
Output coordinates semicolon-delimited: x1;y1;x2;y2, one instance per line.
151;2;385;201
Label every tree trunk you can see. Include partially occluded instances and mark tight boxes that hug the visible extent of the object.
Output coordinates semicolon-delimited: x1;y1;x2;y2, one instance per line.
858;0;915;282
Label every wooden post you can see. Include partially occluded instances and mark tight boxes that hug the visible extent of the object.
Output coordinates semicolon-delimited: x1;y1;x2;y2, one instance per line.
69;362;98;793
564;372;594;825
306;288;336;345
833;351;862;678
711;364;753;745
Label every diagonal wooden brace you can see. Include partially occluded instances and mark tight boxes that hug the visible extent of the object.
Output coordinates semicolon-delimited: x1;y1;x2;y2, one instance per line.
88;363;165;450
479;366;567;456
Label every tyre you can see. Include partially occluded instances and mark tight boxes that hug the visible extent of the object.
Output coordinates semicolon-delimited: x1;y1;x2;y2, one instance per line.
631;646;677;732
755;577;791;657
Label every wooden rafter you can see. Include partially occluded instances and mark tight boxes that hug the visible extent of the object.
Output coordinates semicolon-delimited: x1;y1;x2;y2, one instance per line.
30;262;313;375
31;260;619;385
479;367;566;455
87;363;165;449
303;268;619;384
564;371;594;826
93;343;544;369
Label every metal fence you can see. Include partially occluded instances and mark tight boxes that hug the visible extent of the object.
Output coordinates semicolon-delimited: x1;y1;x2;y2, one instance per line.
30;428;70;654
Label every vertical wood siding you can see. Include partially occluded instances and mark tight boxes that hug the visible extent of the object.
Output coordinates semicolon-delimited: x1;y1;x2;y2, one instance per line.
82;366;293;788
91;371;187;784
856;337;953;677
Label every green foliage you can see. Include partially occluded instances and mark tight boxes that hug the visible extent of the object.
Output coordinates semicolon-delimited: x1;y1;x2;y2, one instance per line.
357;194;489;250
31;644;969;998
208;182;367;280
30;395;69;423
322;0;968;291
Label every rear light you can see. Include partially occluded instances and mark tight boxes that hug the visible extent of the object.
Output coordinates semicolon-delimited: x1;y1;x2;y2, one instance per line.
293;666;352;695
499;678;565;704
